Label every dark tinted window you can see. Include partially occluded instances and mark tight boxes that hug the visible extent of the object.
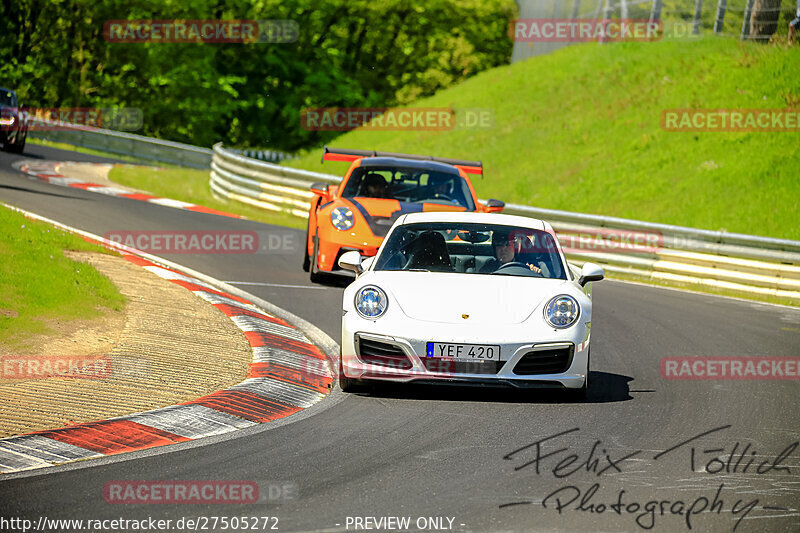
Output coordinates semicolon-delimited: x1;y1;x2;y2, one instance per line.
341;166;475;210
374;222;566;279
0;91;16;106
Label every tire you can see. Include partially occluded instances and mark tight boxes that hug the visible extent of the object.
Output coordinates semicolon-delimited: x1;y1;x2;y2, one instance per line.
339;374;358;393
5;130;25;154
302;225;311;272
565;348;589;402
568;379;588;402
309;230;324;283
338;360;363;393
8;138;24;154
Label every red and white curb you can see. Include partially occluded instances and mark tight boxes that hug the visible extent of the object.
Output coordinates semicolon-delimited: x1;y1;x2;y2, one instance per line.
0;206;335;475
14;160;240;219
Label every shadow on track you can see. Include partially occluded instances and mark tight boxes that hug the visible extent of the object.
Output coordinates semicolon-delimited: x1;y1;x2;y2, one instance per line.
310;272;355;289
0;183;88;200
350;371;633;404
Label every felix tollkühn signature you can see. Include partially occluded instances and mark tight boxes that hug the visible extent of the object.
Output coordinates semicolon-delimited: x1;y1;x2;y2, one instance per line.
499;425;798;531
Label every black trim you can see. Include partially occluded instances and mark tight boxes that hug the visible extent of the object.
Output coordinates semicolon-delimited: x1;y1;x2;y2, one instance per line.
512;345;575;375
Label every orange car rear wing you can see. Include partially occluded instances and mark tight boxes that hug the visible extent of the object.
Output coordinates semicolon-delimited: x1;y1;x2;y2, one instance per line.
322;146;483;176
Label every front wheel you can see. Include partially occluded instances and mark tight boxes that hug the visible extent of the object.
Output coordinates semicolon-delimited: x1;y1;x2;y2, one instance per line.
309;231;325;283
4;130;26;154
339;374;357;393
339;361;364;393
302;225;311;272
8;140;25;154
564;349;589;402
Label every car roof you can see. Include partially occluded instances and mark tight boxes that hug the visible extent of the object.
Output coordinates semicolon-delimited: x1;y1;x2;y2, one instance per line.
0;88;15;95
396;211;548;231
358;157;463;175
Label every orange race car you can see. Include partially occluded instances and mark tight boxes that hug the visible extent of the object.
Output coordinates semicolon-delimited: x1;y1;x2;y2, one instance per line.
303;147;505;281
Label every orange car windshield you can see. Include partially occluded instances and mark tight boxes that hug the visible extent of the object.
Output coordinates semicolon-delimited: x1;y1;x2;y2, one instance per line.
341;167;475;210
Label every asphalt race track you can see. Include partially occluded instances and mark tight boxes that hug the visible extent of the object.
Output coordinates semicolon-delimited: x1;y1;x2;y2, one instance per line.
1;144;798;533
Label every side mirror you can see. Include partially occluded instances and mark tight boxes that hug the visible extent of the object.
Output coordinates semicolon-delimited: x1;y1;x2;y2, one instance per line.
484;199;505;213
310;182;329;196
338;250;364;274
579;262;604;286
360;256;375;272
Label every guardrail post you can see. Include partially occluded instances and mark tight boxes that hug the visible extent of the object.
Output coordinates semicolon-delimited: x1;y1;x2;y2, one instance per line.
740;0;754;39
599;0;613;43
650;0;663;22
713;0;727;33
549;0;560;18
571;0;581;19
692;0;704;34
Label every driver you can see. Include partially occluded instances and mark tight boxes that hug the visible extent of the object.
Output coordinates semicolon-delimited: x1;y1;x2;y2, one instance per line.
429;175;452;198
480;230;542;274
362;173;392;199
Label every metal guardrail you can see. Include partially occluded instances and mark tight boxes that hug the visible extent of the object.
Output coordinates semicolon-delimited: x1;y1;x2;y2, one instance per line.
224;147;293;164
210;143;800;301
27;119;212;169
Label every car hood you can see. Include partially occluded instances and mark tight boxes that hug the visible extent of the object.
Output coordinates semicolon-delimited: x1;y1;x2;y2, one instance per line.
367;271;572;325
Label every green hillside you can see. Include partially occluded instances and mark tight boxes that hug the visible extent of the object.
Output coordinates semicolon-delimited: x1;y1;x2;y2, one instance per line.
287;36;800;240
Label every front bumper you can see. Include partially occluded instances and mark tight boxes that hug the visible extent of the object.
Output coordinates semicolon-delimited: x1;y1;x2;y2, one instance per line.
341;318;590;389
317;238;380;273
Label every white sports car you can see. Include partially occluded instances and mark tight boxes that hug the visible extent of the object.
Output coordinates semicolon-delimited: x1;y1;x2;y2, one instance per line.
338;211;604;399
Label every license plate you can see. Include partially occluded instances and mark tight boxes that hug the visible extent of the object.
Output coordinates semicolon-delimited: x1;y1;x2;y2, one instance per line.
426;342;500;361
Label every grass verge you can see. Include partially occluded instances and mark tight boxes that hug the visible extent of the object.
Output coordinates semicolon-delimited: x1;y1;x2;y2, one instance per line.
287;36;800;240
0;206;126;349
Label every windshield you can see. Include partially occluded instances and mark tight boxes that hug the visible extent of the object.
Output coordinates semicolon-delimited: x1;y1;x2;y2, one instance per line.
340;166;475;210
374;222;566;279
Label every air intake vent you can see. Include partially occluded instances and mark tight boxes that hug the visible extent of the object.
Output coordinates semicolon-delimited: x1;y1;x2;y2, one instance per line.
357;338;413;369
513;346;573;375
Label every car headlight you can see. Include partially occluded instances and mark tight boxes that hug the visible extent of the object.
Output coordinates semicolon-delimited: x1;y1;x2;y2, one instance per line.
543;294;580;329
331;207;354;230
355;285;388;319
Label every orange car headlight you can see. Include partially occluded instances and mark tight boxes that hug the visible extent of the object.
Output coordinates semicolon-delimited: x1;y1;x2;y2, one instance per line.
331;207;354;231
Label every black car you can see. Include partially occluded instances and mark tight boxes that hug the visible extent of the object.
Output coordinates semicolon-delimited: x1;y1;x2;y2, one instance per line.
0;87;28;154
